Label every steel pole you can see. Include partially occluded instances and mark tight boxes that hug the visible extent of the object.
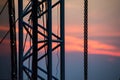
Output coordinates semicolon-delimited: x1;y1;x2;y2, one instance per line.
18;0;23;79
32;0;38;79
47;0;52;80
60;0;65;80
8;0;17;79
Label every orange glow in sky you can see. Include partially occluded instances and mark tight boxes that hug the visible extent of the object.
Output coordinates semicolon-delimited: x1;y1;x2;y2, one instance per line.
0;0;120;57
65;34;120;57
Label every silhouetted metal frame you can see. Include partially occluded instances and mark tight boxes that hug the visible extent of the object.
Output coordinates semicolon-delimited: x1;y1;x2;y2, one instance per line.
31;0;38;79
18;0;65;80
18;0;23;80
8;0;17;79
47;0;52;80
60;0;65;80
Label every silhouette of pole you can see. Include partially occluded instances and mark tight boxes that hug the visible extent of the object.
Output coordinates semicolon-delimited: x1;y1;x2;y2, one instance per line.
84;0;88;80
18;0;23;79
47;0;52;80
60;0;65;80
17;0;64;79
8;0;17;79
32;0;38;79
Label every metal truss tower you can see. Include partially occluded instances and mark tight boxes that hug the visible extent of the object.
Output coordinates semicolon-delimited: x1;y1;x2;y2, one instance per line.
8;0;17;80
18;0;65;80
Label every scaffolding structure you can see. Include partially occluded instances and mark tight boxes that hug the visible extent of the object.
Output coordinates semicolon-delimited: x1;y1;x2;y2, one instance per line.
8;0;17;80
18;0;65;80
6;0;88;80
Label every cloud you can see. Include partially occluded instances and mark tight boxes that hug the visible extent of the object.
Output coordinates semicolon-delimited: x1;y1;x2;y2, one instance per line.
65;0;84;27
65;22;120;56
89;0;120;28
0;0;120;57
65;24;120;56
88;39;120;56
0;26;9;31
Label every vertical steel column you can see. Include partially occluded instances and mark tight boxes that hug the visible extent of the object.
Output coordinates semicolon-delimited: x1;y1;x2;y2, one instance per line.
8;0;17;79
84;0;88;80
47;0;52;80
17;0;65;79
32;0;38;79
18;0;23;79
60;0;65;80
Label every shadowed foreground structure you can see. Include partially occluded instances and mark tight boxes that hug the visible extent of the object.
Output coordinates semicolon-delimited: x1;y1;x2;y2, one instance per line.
18;0;65;80
0;0;89;80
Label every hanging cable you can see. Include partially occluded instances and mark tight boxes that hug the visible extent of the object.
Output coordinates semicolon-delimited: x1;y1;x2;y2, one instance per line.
0;30;9;44
55;4;60;77
0;0;8;15
42;2;48;69
43;1;49;70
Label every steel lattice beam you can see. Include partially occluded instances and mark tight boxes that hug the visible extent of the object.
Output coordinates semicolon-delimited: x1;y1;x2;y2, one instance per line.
18;0;65;80
32;0;38;79
8;0;17;80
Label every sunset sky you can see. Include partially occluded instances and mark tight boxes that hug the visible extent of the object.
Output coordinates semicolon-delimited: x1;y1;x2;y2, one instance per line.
65;0;120;56
0;0;120;80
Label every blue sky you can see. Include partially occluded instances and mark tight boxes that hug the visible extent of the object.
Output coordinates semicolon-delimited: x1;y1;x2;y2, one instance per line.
0;0;120;80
